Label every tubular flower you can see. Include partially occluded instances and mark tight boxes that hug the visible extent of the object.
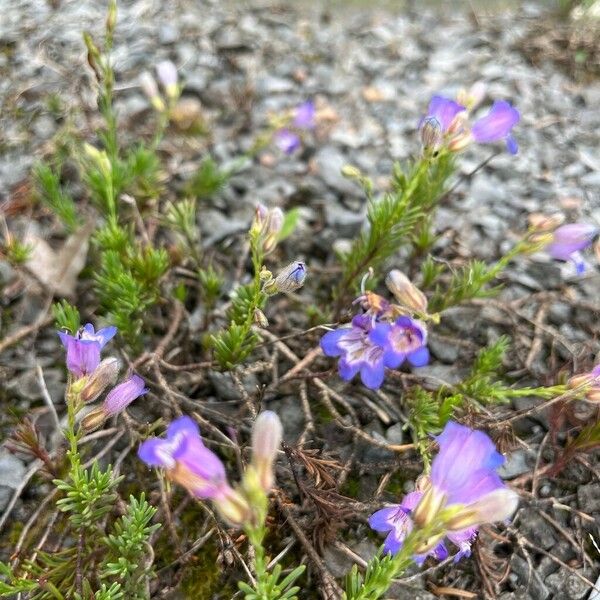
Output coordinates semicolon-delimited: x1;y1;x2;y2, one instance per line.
138;416;251;524
156;60;178;98
58;324;117;379
320;315;393;390
370;421;518;562
274;100;315;154
423;95;466;133
264;261;307;294
250;411;283;492
370;316;430;369
293;100;316;129
274;128;301;155
103;374;148;415
470;100;520;154
544;223;599;274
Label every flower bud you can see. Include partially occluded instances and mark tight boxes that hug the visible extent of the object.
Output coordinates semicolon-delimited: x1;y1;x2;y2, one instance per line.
80;407;108;433
263;261;306;295
214;487;254;526
103;374;147;416
156;60;178;99
341;164;363;179
528;212;565;232
80;358;120;404
420;117;442;151
385;270;428;314
253;308;269;328
585;388;600;402
567;373;595;389
139;72;165;112
250;411;283;492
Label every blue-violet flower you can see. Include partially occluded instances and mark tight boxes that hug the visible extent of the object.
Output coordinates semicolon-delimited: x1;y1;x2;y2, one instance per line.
58;324;117;379
545;223;598;274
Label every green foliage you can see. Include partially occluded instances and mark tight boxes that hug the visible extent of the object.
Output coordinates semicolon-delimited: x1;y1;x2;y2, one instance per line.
124;144;163;200
406;387;462;464
198;265;223;309
277;207;300;242
100;494;160;599
458;336;514;404
53;299;81;333
0;562;38;596
186;156;231;199
336;152;455;303
427;259;503;312
3;236;32;265
54;461;122;529
94;226;169;344
164;198;198;245
33;162;81;232
238;564;305;600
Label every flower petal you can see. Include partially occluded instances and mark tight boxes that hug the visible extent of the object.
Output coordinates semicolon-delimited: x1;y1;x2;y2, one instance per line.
320;329;347;357
407;346;430;367
368;506;403;532
138;438;176;469
360;362;385;389
471;100;519;144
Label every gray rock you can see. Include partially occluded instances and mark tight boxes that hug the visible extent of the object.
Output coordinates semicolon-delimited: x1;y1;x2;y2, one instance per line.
577;482;600;513
510;554;550;600
499;448;535;479
427;336;459;364
545;570;589;600
314;147;362;197
208;371;258;402
0;451;26;512
518;508;556;550
385;423;404;445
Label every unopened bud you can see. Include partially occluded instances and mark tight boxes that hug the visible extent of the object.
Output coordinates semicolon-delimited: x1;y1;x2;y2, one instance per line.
139;72;165;112
385;270;428;313
215;487;254;526
341;165;362;179
80;407;108;433
250;411;283;492
263;261;306;295
106;0;117;37
586;388;600;403
80;358;119;403
567;373;595;389
103;374;147;416
253;308;269;328
252;204;284;254
420;117;442;151
528;213;565;232
156;60;178;99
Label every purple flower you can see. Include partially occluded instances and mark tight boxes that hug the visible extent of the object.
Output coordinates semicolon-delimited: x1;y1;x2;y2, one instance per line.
545;223;598;274
370;316;429;369
103;374;148;415
423;95;466;133
293;101;316;129
80;323;117;347
274;129;301;154
471;100;520;154
320;315;392;389
368;491;421;555
138;416;232;500
57;324;117;378
369;422;518;563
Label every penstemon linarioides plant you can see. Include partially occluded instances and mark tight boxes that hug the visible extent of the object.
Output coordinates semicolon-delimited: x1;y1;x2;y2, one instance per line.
4;3;600;599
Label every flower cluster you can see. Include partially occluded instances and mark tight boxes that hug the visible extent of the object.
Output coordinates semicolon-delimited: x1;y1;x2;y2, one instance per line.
58;324;147;431
274;101;316;154
321;271;430;390
369;421;518;562
138;411;283;526
420;88;520;155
